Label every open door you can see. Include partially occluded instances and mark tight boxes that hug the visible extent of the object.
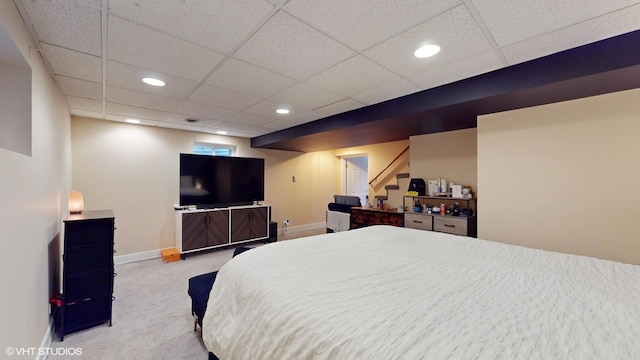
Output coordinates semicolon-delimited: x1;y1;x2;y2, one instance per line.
344;156;368;207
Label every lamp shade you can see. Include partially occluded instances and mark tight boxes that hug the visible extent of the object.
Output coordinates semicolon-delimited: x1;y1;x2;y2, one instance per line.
68;190;85;214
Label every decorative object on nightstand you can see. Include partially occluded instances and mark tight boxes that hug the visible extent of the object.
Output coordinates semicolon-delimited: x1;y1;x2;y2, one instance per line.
68;190;84;214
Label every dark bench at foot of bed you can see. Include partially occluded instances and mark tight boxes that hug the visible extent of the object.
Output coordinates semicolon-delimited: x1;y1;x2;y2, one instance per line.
188;246;253;360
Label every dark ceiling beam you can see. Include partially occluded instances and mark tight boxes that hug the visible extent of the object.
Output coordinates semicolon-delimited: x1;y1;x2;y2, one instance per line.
252;29;640;152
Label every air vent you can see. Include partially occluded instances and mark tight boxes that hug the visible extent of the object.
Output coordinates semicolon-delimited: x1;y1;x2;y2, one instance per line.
185;118;200;123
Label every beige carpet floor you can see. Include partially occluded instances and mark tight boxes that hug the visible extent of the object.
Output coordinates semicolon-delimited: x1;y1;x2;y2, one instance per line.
48;227;325;360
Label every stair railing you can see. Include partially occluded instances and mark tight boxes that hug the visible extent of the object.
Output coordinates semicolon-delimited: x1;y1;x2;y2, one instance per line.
368;146;409;186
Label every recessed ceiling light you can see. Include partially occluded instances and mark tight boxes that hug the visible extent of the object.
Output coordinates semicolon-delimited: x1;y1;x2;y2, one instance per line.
142;77;165;87
276;108;290;115
414;44;441;58
125;119;141;124
216;131;227;135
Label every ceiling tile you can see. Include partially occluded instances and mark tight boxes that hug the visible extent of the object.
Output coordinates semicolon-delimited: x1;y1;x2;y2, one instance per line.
228;112;280;127
108;0;274;54
315;99;366;116
106;60;198;100
41;43;101;83
20;0;101;55
206;58;297;98
352;79;421;105
307;55;402;97
56;76;102;100
269;82;345;112
104;113;161;127
71;109;104;119
188;85;262;111
410;51;503;90
174;101;237;121
158;121;208;132
163;113;221;127
106;86;180;112
206;121;272;137
108;16;224;81
105;102;168;121
283;0;460;51
264;110;324;130
471;0;640;47
364;5;493;78
502;3;640;65
243;100;287;119
66;96;103;113
233;11;356;80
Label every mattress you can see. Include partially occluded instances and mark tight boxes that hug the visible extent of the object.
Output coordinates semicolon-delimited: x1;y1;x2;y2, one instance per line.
202;225;640;359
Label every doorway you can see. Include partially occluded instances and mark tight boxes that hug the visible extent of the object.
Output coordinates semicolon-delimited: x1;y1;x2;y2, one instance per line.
343;156;368;207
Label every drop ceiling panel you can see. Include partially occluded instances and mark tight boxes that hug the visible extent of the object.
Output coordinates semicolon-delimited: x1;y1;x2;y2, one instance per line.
264;110;324;130
188;85;262;111
41;44;101;83
19;0;101;55
228;112;279;127
243;100;287;119
164;113;221;127
105;102;168;121
502;3;640;65
104;113;161;127
233;11;356;80
471;0;640;47
158;121;208;132
66;96;102;113
206;121;272;137
315;99;366;116
56;76;102;100
269;82;345;113
71;109;104;119
364;5;493;78
352;79;422;105
106;86;180;112
307;55;402;97
283;0;461;51
175;101;237;121
106;60;198;100
108;16;224;81
410;51;503;90
108;0;274;53
206;58;297;98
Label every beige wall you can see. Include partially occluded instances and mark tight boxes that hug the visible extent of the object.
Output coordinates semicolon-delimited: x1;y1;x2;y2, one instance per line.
71;117;341;255
410;128;478;192
478;88;640;265
0;2;71;350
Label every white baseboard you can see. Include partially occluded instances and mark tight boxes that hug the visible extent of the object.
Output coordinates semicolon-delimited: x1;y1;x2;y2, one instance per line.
115;222;327;264
114;248;165;265
37;319;54;360
279;221;326;234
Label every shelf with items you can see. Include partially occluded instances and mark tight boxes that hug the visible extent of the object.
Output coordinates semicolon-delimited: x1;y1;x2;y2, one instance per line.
403;195;476;237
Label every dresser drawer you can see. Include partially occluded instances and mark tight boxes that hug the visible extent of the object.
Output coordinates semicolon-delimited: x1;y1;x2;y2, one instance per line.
404;213;433;230
433;216;468;236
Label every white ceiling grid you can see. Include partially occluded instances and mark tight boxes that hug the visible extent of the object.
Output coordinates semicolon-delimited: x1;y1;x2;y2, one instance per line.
13;0;640;138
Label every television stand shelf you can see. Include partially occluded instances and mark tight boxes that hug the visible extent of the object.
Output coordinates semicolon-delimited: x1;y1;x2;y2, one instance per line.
175;204;271;258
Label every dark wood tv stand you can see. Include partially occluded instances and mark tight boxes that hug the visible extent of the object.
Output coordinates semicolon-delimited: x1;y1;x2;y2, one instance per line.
175;204;270;257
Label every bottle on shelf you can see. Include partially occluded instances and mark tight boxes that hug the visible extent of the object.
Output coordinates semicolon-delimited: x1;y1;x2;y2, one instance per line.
440;203;445;215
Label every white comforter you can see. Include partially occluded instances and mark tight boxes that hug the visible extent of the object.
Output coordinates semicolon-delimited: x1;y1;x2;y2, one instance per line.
203;225;640;359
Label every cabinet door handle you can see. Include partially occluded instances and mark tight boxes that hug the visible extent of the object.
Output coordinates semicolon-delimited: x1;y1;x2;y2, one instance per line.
444;224;455;228
412;220;423;224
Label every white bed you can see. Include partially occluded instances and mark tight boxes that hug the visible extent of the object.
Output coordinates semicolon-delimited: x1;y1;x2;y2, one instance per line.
202;225;640;359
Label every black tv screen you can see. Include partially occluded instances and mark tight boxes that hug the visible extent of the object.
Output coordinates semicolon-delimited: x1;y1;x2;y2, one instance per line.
179;154;265;208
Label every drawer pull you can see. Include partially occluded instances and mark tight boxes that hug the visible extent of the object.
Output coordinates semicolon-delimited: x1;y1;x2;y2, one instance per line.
444;224;455;228
412;220;423;224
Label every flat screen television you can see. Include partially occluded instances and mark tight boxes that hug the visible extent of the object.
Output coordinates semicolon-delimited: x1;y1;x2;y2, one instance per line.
179;153;265;208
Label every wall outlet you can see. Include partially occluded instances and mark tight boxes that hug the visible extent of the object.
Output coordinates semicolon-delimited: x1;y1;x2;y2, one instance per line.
284;219;289;226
